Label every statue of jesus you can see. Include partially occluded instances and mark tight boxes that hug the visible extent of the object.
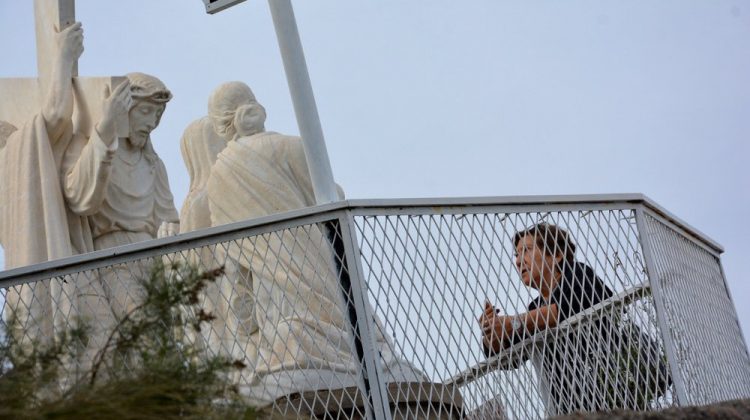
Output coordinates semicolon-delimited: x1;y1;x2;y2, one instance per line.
1;22;179;355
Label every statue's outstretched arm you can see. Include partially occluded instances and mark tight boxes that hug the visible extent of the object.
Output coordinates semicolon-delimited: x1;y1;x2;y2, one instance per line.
41;22;83;142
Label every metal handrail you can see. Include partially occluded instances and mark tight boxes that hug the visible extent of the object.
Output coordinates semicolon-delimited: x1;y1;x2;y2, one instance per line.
0;194;722;287
445;284;650;387
0;193;744;417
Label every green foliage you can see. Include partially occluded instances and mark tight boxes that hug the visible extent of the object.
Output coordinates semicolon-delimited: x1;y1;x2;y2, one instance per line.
0;262;255;420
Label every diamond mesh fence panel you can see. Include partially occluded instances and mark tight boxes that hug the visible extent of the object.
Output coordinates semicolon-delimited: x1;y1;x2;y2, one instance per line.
0;219;405;419
354;208;677;419
642;214;750;406
0;203;748;419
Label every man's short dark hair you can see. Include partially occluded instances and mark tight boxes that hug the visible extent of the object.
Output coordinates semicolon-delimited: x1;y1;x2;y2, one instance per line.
513;223;576;264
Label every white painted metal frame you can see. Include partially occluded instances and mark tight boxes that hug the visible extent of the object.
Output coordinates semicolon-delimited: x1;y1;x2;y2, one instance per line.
635;208;689;404
1;194;720;285
0;193;745;419
202;0;247;15
338;214;393;420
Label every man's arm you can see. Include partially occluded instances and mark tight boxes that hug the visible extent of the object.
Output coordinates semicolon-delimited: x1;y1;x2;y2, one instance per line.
517;304;560;336
42;23;83;142
480;265;613;354
480;302;561;355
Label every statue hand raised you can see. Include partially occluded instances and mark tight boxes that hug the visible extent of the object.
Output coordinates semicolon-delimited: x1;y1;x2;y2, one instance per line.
97;80;131;145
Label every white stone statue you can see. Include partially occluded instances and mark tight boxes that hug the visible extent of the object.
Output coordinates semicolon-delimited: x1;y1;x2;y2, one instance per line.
179;83;272;374
0;23;90;345
0;23;86;270
62;71;180;250
190;82;421;402
62;71;180;334
178;102;233;362
0;24;179;268
0;22;179;356
180;81;265;230
180;118;226;232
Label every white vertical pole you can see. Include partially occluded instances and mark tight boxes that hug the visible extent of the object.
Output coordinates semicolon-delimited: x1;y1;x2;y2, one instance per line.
268;0;338;205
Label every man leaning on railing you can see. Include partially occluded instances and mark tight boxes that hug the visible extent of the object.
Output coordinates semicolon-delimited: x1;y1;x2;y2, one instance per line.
478;223;670;415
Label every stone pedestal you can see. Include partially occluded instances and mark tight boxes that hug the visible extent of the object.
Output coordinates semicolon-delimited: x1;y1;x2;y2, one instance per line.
265;382;464;419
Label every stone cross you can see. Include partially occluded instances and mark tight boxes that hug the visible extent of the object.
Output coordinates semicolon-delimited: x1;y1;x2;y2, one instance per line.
0;0;125;137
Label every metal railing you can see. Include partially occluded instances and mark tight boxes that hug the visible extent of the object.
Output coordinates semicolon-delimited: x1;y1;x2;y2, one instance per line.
1;194;748;419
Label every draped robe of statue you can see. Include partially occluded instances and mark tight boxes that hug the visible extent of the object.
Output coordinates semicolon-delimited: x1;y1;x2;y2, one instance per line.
0;117;114;267
179;116;244;360
62;131;179;325
207;131;420;401
180;117;226;232
0;117;78;269
0;114;110;341
63;134;179;251
0;110;176;349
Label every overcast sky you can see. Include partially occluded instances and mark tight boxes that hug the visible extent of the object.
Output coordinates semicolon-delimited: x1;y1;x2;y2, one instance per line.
1;1;748;345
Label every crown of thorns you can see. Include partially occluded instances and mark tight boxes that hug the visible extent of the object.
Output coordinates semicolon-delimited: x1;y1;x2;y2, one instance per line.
131;86;172;103
126;72;173;104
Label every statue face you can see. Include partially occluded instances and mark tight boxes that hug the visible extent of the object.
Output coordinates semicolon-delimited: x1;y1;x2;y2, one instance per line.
234;102;266;138
128;100;164;148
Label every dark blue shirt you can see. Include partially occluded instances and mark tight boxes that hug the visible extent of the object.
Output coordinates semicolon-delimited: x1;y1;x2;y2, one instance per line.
527;261;613;318
484;261;615;414
528;261;614;414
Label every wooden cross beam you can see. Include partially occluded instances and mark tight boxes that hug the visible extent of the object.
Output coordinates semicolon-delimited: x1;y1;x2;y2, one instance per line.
0;0;124;137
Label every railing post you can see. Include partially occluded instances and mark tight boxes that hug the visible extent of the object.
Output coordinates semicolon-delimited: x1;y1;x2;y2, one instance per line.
716;260;750;362
634;206;689;405
326;213;392;420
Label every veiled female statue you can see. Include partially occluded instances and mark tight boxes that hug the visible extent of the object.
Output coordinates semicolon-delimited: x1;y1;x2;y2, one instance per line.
181;82;420;402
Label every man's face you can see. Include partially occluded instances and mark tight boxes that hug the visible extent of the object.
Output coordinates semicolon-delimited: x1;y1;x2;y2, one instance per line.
128;100;164;148
515;235;558;290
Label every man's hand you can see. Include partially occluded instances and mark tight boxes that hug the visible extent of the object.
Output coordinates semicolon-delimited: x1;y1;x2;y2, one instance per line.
479;301;511;354
97;80;131;145
56;22;84;66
